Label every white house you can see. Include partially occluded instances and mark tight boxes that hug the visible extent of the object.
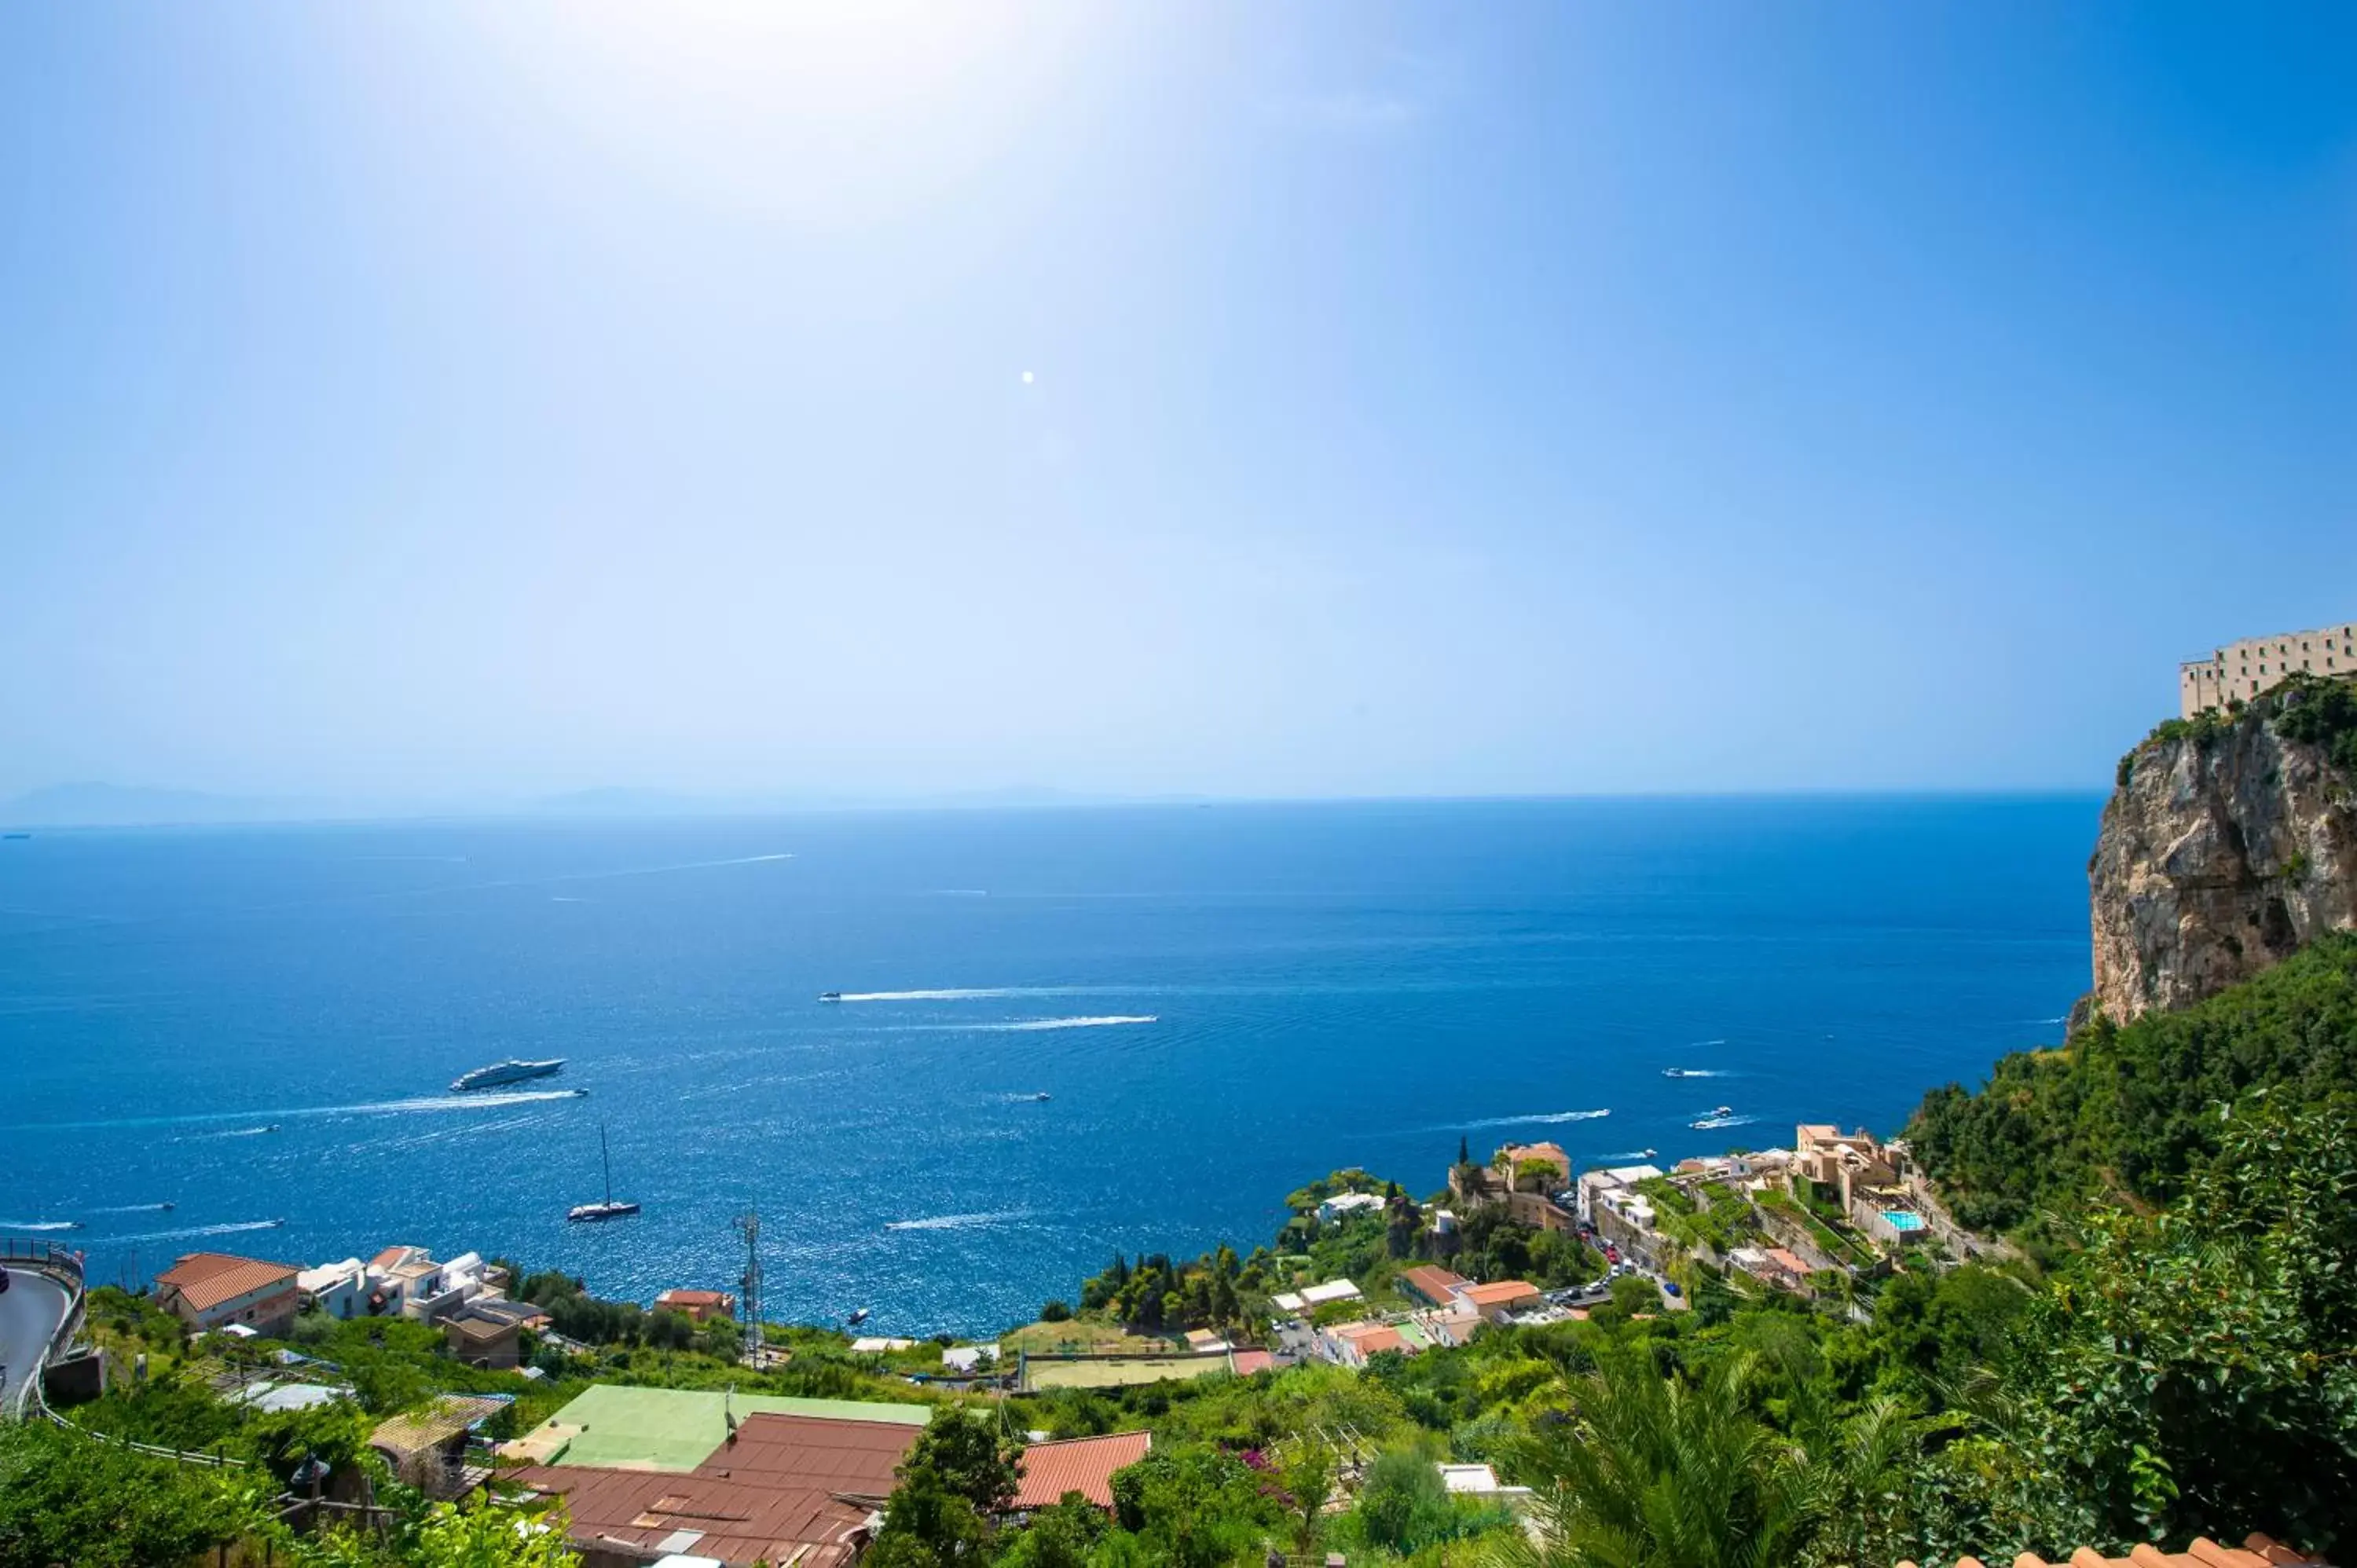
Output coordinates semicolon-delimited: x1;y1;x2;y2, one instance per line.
1315;1192;1387;1225
399;1251;493;1324
1574;1163;1662;1223
1272;1278;1362;1314
299;1258;371;1320
1439;1464;1536;1513
301;1246;505;1324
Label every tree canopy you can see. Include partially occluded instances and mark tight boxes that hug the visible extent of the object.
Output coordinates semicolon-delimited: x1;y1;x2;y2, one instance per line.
1907;931;2357;1233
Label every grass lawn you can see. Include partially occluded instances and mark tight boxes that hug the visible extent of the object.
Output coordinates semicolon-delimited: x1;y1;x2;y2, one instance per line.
517;1383;931;1471
1002;1318;1175;1357
1021;1356;1231;1391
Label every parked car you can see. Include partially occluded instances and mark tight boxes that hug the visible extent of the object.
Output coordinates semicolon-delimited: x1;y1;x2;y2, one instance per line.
1663;1281;1683;1298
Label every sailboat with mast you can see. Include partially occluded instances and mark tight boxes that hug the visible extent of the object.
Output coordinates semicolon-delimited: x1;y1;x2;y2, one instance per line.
567;1123;640;1222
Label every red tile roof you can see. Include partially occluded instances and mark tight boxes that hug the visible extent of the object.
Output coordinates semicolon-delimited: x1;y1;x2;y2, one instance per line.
1897;1533;2322;1568
1338;1324;1406;1357
512;1413;921;1568
657;1289;732;1307
155;1252;300;1313
1013;1431;1152;1510
1398;1265;1472;1305
1459;1280;1539;1307
1227;1349;1275;1376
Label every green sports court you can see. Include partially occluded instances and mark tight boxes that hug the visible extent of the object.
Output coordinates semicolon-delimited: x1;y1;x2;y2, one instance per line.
507;1384;933;1472
1018;1355;1233;1391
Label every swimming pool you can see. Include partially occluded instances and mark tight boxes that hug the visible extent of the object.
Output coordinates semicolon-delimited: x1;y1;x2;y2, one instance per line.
1881;1210;1927;1232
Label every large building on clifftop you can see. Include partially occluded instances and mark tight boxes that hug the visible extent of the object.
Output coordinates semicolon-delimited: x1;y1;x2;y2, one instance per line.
2179;619;2357;718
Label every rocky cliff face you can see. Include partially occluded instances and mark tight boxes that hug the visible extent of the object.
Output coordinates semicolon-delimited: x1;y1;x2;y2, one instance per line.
2088;697;2357;1024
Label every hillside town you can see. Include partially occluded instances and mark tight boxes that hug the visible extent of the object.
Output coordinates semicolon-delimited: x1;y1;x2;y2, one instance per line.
0;1112;2026;1568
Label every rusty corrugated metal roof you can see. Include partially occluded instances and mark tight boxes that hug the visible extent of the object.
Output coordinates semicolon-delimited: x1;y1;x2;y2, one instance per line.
511;1412;919;1568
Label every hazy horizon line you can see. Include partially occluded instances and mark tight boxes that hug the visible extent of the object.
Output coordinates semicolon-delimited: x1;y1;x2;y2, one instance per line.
0;778;2111;831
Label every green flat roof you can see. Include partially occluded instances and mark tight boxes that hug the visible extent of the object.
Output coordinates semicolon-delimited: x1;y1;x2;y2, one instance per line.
524;1383;932;1471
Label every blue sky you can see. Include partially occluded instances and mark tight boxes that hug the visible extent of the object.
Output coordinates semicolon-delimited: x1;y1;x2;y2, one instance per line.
2;2;2351;804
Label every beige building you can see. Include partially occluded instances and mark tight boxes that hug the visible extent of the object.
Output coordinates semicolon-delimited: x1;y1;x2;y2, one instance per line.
153;1251;302;1338
1494;1140;1571;1192
2180;621;2357;718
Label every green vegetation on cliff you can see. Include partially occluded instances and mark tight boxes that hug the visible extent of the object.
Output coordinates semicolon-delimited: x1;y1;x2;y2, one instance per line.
1908;930;2357;1233
2119;669;2357;786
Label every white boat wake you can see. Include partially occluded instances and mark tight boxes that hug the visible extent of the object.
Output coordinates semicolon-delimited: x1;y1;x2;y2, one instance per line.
885;1210;1029;1233
96;1219;285;1246
44;1088;586;1137
830;987;1116;1002
977;1015;1156;1032
1453;1108;1610;1130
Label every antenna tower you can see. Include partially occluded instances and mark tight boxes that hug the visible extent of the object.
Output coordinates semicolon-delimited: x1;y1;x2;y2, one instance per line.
735;1211;762;1361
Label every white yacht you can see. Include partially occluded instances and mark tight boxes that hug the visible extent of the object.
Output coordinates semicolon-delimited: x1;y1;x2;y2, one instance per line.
450;1058;565;1093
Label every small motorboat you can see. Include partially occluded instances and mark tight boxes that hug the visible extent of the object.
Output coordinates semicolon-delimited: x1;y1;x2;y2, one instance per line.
1662;1068;1696;1078
1710;1105;1733;1117
847;1306;872;1326
819;991;843;1002
1030;1092;1050;1102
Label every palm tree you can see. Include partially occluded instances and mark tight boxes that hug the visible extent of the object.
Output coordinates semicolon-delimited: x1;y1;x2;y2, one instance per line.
1787;1392;1929;1568
1492;1352;1812;1568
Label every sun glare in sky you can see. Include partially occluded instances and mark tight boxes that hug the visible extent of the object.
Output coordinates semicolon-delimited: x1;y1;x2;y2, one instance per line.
2;3;2349;804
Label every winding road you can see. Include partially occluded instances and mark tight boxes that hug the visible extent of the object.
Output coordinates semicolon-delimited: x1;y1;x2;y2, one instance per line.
0;1265;73;1414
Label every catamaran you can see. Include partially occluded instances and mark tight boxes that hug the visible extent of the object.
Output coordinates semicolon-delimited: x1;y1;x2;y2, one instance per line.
567;1124;640;1222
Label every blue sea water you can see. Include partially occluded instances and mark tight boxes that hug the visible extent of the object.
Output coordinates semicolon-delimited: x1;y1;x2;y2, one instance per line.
0;797;2096;1335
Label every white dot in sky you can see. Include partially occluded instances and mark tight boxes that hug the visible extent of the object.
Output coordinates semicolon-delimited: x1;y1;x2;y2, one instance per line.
1021;371;1035;385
